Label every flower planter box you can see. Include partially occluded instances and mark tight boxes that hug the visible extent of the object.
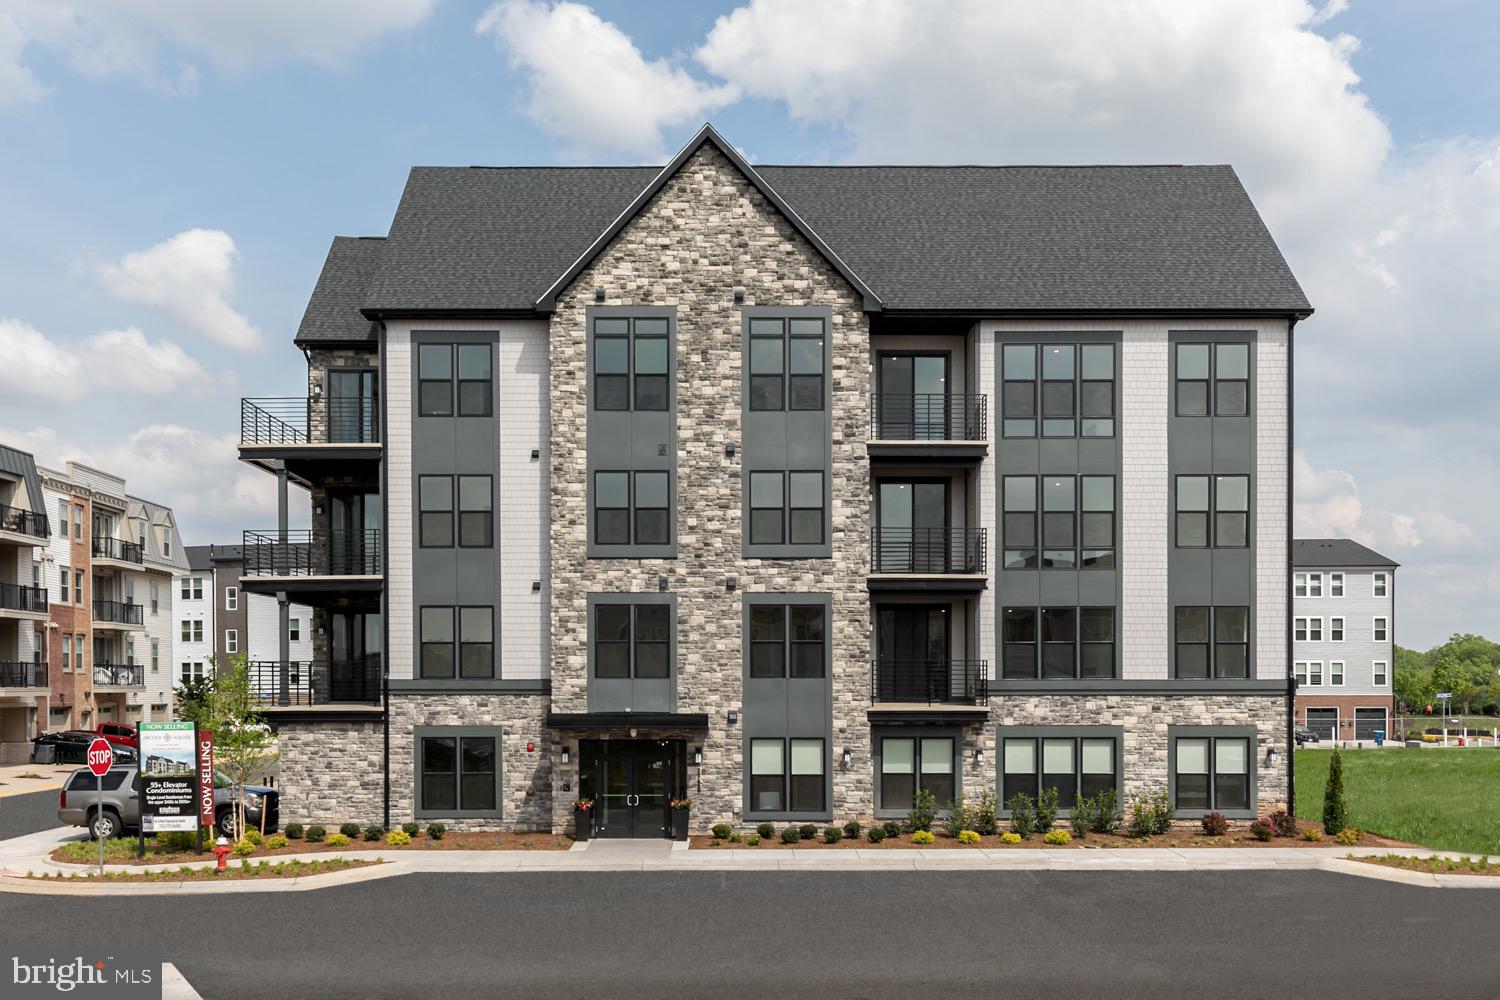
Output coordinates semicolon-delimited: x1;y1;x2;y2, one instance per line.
671;810;690;841
573;807;593;842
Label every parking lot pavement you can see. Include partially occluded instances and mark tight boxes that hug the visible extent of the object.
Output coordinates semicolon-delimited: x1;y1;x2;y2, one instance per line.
0;790;67;842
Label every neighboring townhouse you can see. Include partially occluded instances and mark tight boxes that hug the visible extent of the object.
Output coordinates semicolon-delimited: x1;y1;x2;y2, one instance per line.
174;544;313;690
38;462;185;730
1292;538;1398;743
237;125;1308;833
0;445;52;763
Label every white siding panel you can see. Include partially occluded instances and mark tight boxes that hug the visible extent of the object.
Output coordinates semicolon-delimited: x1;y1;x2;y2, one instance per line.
497;321;551;680
1121;322;1171;677
385;329;414;680
1255;323;1290;679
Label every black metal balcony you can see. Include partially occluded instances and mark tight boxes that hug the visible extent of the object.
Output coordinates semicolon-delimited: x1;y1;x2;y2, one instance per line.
870;394;987;441
94;664;145;687
0;661;47;688
248;655;382;707
92;536;144;564
0;503;48;539
242;530;382;577
93;599;144;626
872;659;989;705
241;397;380;446
0;583;47;613
871;528;986;575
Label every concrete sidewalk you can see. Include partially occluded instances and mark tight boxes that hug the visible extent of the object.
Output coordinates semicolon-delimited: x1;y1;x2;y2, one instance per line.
0;763;76;797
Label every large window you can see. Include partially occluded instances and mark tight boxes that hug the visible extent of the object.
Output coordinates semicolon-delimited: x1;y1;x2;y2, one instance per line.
748;604;826;679
420;476;492;548
1002;476;1037;569
1176;342;1249;417
418;343;492;417
1002;343;1115;438
1174;606;1248;678
419;476;453;547
748;471;824;546
1004;475;1114;569
180;577;203;601
1293;617;1324;642
594;316;669;411
420;606;495;679
1175;475;1249;548
1173;735;1251;813
749;737;825;813
1001;733;1118;810
1002;607;1115;679
593;604;670;679
748;317;824;412
878;736;955;811
593;471;671;546
417;729;500;818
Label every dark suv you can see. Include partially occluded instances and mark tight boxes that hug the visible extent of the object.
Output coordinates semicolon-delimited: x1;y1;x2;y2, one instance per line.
57;766;279;840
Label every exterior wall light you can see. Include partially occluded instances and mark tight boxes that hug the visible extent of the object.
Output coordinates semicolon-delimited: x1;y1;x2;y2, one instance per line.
561;747;571;764
841;747;852;768
692;747;703;766
594;287;606;302
1266;746;1279;765
975;748;986;767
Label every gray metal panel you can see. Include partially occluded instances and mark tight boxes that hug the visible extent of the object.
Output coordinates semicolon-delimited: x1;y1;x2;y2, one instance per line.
585;592;676;713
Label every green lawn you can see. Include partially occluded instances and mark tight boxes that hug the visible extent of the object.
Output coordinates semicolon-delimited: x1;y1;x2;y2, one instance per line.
1295;748;1500;854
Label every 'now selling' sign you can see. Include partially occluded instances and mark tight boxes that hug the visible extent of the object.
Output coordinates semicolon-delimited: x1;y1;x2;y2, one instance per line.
197;730;216;831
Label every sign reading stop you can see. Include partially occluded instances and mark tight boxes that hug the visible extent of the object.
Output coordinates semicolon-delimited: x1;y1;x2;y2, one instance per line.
86;737;114;776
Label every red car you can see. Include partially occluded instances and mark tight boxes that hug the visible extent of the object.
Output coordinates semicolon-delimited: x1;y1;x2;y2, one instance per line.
93;722;138;749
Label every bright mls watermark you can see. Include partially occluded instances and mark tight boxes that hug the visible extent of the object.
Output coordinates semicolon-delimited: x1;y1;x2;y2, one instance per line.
9;950;159;997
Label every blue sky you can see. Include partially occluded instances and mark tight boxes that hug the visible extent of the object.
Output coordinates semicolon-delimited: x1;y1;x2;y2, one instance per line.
0;0;1496;649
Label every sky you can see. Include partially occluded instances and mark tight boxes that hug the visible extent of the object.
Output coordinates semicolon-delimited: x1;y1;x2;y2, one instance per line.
0;0;1496;650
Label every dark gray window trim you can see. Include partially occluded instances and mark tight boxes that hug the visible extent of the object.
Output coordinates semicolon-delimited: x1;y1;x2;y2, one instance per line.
415;603;496;682
585;592;677;710
871;724;962;820
999;605;1119;680
585;307;677;559
389;679;550;694
1168;330;1255;420
740;591;833;822
411;330;499;420
740;306;834;560
995;724;1124;817
1172;605;1252;680
988;678;1285;694
412;724;504;820
996;330;1121;441
1167;724;1259;820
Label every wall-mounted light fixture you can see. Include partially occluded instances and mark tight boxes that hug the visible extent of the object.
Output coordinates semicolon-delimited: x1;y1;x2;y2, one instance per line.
975;748;986;767
530;449;540;460
629;727;637;738
311;379;323;399
314;504;324;516
1266;746;1280;765
727;710;738;725
733;288;745;304
841;746;852;768
724;441;736;458
724;576;736;592
561;747;571;764
692;747;703;766
594;287;606;302
657;576;668;592
531;581;542;592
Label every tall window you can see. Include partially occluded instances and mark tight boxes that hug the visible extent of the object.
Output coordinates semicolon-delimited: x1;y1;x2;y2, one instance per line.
1372;572;1388;597
1373;660;1388;686
149;581;159;614
1004;475;1113;569
1002;343;1114;438
289;619;301;642
74;570;83;605
879;736;955;811
418;344;493;417
1176;342;1249;417
1041;476;1075;568
420;606;495;679
749;604;826;679
1175;607;1248;678
61;635;71;671
417;344;453;417
1176;475;1249;548
150;639;159;671
224;630;238;654
224;586;237;611
594;317;669;411
1002;735;1117;809
749;317;824;411
1294;572;1324;598
458;476;493;547
418;732;498;816
1002;476;1037;569
1174;736;1250;812
1373;617;1388;642
593;471;671;546
419;476;453;547
59;567;68;603
748;471;823;546
593;604;670;679
1215;475;1249;547
457;345;492;416
1080;476;1115;568
1329;661;1344;686
73;504;83;540
749;738;825;813
1003;607;1115;679
1329;573;1344;597
1330;617;1344;642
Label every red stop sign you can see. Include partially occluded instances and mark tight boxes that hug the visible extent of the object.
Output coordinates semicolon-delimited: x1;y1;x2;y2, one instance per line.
86;738;114;776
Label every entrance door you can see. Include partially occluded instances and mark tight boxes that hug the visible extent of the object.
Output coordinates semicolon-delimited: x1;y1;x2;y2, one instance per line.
330;493;382;574
327;370;378;443
876;606;949;702
878;481;949;572
878;354;950;440
593;742;675;838
1305;708;1337;741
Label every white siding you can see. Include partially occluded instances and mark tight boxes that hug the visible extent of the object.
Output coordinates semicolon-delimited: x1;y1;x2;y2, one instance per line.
245;592;314;663
171;573;214;680
136;569;175;715
1120;324;1171;678
1293;567;1395;694
385;329;414;680
497;320;551;680
1254;324;1290;679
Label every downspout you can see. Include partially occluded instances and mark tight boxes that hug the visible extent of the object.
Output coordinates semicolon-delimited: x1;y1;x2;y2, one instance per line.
379;322;391;831
1286;316;1298;815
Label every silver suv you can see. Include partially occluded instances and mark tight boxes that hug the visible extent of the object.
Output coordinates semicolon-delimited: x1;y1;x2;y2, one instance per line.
57;766;280;840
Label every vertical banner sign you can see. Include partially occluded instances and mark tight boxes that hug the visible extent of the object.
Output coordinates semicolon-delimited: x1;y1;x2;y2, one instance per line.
139;721;199;833
197;729;216;849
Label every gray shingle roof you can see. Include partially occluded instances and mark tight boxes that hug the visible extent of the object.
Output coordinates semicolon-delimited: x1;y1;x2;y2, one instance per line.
298;144;1310;341
1293;538;1399;569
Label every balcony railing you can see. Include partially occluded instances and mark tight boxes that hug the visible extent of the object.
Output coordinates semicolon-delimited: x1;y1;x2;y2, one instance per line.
871;659;989;706
241;397;380;446
0;661;47;688
0;503;48;539
242;530;382;577
94;664;145;687
0;583;47;613
870;394;987;441
93;599;144;626
92;536;144;564
248;656;382;706
871;528;986;574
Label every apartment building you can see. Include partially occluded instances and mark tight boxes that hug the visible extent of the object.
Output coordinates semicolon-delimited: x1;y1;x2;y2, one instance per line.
1292;538;1397;742
0;445;51;763
174;544;313;690
238;125;1307;833
38;462;186;730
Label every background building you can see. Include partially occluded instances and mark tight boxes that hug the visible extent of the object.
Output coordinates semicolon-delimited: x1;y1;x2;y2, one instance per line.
174;544;313;693
0;444;51;762
1292;538;1398;742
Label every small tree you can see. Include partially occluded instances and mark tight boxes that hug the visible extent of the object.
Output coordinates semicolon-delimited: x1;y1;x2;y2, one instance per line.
1322;748;1348;836
173;674;215;725
202;655;279;839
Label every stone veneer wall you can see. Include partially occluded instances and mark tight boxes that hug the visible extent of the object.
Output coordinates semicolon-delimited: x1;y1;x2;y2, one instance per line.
545;143;873;834
276;720;385;825
388;694;552;830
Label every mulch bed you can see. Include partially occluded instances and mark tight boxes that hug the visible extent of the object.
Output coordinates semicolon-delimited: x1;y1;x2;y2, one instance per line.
28;858;381;883
50;831;571;866
1352;853;1500;876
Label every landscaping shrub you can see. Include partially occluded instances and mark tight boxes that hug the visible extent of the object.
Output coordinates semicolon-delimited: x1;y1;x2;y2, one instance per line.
385;830;412;846
1128;789;1174;838
1000;832;1022;845
728;833;742;843
325;832;351;847
426;823;446;841
1072;788;1120;837
1336;827;1363;846
746;835;761;847
157;831;196;852
1043;829;1071;845
780;827;801;844
1301;827;1323;842
339;822;361;839
757;822;776;840
823;827;841;844
881;821;901;839
842;821;862;840
799;823;818;840
971;790;999;836
867;826;886;844
712;823;734;840
243;829;264;847
911;830;935;845
266;834;289;850
232;839;256;856
1034;787;1059;834
1201;811;1229;837
285;823;304;840
1005;792;1037;838
957;830;981;845
1249;819;1273;842
305;826;326;843
944;793;971;838
1323;748;1349;836
1271;810;1298;838
908;788;937;833
363;824;385;842
401;822;420;838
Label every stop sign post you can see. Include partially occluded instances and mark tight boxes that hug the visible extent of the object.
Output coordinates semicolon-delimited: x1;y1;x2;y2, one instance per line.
87;737;113;874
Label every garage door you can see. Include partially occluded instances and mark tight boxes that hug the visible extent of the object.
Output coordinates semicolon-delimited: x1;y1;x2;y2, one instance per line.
1354;708;1387;740
1305;708;1337;741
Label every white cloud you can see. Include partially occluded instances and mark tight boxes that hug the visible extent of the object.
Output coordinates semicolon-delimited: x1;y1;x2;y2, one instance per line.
0;318;86;401
0;13;49;107
1294;448;1479;559
476;0;739;158
99;229;261;350
83;327;212;397
0;318;217;406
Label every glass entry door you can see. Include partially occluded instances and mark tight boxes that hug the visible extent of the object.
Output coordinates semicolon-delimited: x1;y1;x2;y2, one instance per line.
878;355;949;439
878;481;949;572
330;493;382;574
591;742;675;838
327;369;378;443
876;605;949;702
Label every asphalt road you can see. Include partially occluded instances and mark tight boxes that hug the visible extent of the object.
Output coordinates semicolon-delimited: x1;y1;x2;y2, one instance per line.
2;870;1497;998
0;790;61;841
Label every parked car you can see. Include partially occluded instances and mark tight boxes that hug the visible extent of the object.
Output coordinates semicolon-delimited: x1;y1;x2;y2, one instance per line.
32;731;138;766
57;766;278;840
1294;725;1317;746
93;722;138;749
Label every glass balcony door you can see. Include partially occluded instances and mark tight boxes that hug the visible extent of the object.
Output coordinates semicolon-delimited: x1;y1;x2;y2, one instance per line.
327;370;378;443
876;605;949;702
879;354;949;440
877;481;949;572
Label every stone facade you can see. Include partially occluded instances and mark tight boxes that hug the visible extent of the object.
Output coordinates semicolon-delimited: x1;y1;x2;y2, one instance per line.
276;719;385;825
545;144;874;834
